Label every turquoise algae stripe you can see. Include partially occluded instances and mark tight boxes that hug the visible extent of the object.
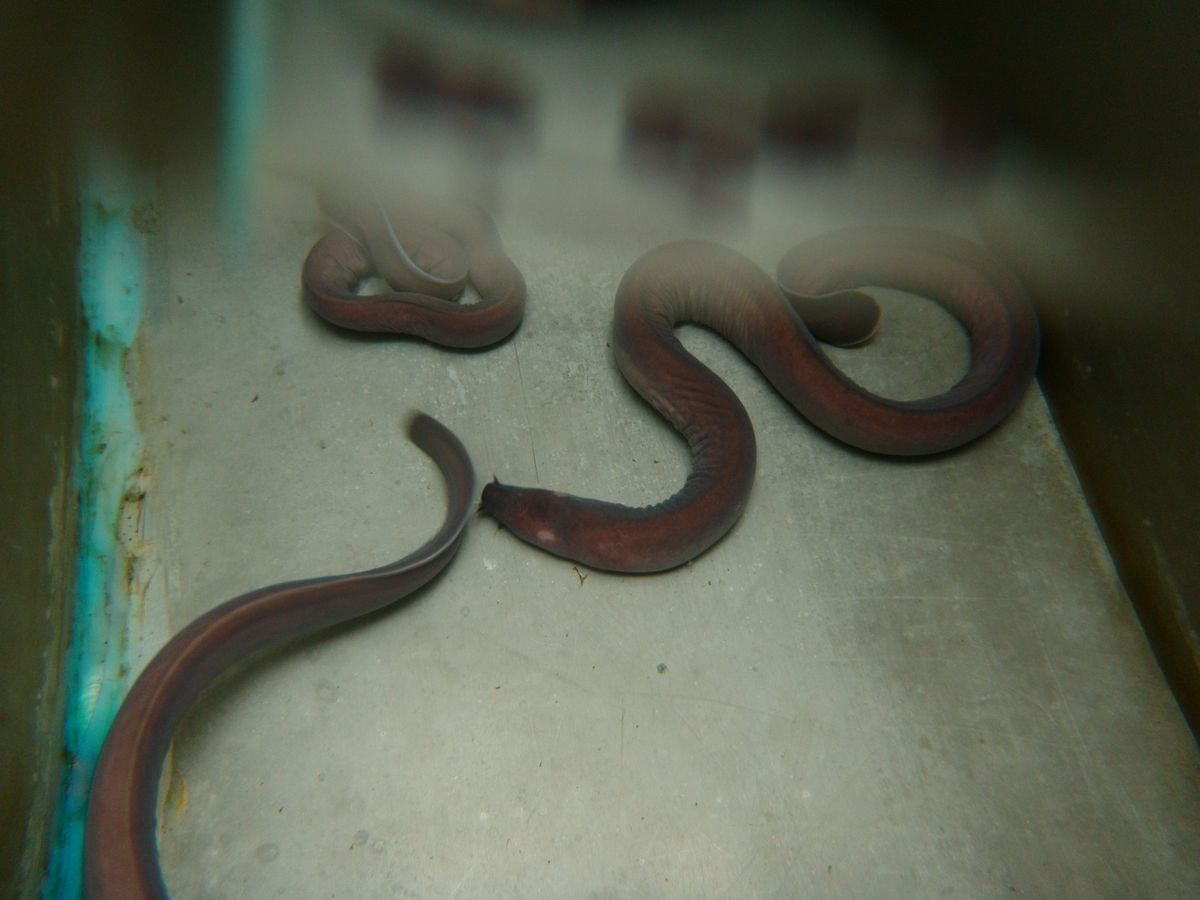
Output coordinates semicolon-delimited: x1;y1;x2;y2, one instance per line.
45;3;274;894
43;146;151;898
220;0;272;248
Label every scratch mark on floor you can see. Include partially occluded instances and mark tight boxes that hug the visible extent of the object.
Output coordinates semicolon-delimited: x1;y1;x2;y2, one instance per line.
620;698;626;766
496;642;621;709
448;856;479;899
629;688;797;724
512;343;540;483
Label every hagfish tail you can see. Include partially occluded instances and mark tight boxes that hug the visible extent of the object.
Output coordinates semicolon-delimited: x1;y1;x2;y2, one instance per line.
84;414;475;899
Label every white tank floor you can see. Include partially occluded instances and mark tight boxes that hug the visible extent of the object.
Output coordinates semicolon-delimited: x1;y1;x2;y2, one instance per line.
126;4;1200;897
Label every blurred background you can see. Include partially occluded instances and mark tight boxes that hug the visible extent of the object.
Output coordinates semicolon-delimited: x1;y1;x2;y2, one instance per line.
2;0;1197;894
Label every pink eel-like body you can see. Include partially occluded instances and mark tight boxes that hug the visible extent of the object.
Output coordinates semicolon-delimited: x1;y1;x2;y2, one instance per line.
482;229;1039;572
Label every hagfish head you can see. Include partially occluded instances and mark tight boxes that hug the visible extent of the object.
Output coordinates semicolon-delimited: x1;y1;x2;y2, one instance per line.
479;480;574;558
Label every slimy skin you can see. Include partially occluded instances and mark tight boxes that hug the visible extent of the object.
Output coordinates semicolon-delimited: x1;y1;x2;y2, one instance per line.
84;414;476;899
481;229;1039;573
